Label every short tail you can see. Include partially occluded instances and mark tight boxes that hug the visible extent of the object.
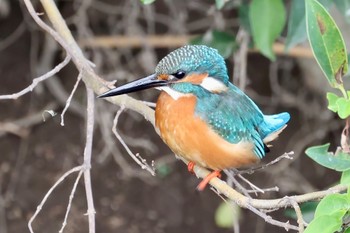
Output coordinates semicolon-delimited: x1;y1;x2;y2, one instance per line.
262;112;290;143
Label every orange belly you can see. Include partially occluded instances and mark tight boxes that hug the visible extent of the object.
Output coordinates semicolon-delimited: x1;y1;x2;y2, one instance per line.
155;92;259;170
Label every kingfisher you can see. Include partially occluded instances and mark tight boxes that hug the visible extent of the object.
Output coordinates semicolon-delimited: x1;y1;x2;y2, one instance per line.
98;45;290;191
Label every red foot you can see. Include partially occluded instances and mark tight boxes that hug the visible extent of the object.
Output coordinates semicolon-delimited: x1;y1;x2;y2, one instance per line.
187;161;195;174
197;170;222;191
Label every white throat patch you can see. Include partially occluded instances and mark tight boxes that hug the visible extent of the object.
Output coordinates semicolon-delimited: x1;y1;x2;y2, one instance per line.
200;77;228;93
156;86;187;100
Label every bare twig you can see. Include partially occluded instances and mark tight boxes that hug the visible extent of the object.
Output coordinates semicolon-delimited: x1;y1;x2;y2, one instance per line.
112;106;155;176
0;21;26;51
59;170;83;233
246;204;298;231
28;165;84;233
83;87;96;233
0;103;58;138
0;54;71;99
79;36;314;58
287;197;305;233
60;70;83;126
234;28;249;90
236;152;294;175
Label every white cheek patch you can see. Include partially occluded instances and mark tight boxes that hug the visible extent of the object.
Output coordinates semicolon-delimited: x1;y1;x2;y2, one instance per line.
200;77;228;93
156;86;187;100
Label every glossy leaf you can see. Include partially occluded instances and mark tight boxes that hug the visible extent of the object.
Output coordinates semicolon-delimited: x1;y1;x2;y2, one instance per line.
215;202;240;228
285;0;308;50
286;0;334;50
304;215;343;233
337;98;350;119
327;92;340;112
306;0;348;88
305;143;350;171
140;0;156;4
190;30;237;58
341;170;350;185
334;0;350;24
326;92;350;118
249;0;286;60
314;193;349;218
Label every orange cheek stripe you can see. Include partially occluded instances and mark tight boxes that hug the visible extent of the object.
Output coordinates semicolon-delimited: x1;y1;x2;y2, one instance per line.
178;73;208;84
158;74;169;80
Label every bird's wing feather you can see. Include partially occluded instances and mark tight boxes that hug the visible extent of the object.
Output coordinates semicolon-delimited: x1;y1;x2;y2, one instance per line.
195;84;266;158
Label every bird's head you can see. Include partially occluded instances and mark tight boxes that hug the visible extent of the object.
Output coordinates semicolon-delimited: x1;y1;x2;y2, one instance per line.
98;45;229;99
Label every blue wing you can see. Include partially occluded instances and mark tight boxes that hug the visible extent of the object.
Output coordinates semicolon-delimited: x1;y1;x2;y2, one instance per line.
194;83;290;159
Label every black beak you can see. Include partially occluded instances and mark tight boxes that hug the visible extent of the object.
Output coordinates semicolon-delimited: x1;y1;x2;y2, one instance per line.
97;74;167;98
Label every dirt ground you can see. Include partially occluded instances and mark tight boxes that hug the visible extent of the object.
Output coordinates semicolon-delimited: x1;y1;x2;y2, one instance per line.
0;1;341;233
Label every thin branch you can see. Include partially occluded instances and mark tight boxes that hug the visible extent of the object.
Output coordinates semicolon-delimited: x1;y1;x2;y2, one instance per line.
234;28;249;90
236;152;294;175
0;102;58;138
112;107;156;176
0;21;26;51
0;54;71;100
83;87;96;233
60;70;83;126
79;36;314;58
59;170;83;233
287;197;305;233
246;204;298;231
28;165;84;233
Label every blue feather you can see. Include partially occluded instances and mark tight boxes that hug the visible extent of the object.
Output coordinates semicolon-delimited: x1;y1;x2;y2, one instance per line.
262;112;290;138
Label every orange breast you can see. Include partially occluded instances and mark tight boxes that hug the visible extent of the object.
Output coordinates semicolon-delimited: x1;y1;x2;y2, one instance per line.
155;92;259;170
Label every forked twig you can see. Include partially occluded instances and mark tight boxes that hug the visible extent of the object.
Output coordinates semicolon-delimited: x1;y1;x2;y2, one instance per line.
112;106;155;176
28;165;84;233
0;54;71;100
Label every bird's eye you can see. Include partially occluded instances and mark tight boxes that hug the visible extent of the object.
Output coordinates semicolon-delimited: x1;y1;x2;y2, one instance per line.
172;70;186;79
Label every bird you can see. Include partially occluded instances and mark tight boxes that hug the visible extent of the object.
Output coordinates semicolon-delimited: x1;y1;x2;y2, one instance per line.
98;45;290;191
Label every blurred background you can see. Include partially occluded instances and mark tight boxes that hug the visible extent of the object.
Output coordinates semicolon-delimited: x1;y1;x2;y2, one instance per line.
0;0;349;232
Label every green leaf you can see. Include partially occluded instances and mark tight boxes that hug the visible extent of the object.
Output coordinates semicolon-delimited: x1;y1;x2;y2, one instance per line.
334;0;350;24
140;0;156;4
238;3;251;33
327;92;340;112
215;0;226;9
285;0;308;50
215;202;240;228
305;143;350;171
285;0;333;50
306;0;348;88
284;201;318;223
337;98;350;119
345;227;350;233
249;0;286;60
314;193;350;218
304;215;343;233
190;30;237;58
341;170;350;185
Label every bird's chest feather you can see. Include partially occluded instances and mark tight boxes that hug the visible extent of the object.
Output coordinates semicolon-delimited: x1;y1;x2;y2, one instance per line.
155;92;258;170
